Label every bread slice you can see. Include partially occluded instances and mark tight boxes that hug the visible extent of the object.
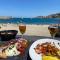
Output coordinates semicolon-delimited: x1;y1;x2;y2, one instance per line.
0;51;7;59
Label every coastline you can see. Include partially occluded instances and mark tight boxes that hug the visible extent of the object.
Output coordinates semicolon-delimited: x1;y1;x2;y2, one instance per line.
0;23;51;37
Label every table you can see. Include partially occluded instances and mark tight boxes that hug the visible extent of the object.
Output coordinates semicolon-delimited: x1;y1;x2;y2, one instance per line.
0;35;60;60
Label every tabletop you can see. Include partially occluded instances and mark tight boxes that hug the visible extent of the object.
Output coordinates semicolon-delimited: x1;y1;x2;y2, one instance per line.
0;35;60;60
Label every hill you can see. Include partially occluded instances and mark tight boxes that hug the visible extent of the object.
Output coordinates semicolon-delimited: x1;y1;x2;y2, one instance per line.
36;13;60;18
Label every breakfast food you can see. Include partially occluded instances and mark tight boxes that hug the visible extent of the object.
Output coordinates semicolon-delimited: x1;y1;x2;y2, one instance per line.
0;38;28;58
42;55;59;60
34;42;60;60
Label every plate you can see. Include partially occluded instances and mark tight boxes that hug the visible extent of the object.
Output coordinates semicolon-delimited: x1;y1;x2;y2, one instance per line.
29;38;60;60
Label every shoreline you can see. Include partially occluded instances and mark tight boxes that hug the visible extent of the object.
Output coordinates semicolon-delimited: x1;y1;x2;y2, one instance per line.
0;23;59;25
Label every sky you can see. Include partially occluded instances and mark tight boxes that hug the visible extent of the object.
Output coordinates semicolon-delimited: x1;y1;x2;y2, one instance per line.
0;0;60;17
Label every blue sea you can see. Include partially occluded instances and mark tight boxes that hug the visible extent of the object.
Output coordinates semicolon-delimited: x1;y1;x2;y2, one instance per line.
0;18;60;24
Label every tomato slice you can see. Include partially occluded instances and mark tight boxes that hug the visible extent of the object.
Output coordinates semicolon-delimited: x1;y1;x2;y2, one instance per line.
17;47;25;55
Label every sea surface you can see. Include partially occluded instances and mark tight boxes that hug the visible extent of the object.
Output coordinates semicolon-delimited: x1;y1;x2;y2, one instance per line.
0;18;60;24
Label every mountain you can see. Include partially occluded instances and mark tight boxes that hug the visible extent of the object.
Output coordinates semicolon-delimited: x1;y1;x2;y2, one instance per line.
36;13;60;18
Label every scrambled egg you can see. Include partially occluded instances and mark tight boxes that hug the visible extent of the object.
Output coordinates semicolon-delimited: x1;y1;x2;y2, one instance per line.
42;55;60;60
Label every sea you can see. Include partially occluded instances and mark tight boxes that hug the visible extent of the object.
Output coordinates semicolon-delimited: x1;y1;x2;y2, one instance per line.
0;18;60;24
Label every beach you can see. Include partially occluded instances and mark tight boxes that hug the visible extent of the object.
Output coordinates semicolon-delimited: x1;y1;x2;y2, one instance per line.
0;24;51;37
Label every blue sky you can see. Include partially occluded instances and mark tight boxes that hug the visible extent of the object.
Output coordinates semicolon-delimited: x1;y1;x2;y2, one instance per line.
0;0;60;17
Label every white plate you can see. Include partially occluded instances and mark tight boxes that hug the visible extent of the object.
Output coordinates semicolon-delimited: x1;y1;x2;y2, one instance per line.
29;38;60;60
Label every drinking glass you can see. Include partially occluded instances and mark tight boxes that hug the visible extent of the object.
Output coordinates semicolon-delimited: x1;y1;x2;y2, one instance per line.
48;28;57;39
19;23;26;38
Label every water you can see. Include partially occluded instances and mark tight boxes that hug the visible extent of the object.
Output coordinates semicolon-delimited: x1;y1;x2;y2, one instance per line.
0;18;60;24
